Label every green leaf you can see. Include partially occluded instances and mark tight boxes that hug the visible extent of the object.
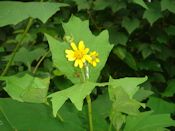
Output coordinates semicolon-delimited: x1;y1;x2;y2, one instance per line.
161;0;175;14
109;28;128;46
165;25;175;36
0;73;50;103
147;97;175;114
138;60;162;72
132;0;148;9
122;17;140;34
46;15;113;84
108;77;147;130
113;47;137;70
143;2;162;25
109;76;148;98
109;86;143;115
93;0;126;12
0;98;84;130
133;88;153;101
0;1;68;27
124;111;175;131
48;81;96;117
163;79;175;97
72;0;90;10
4;47;46;66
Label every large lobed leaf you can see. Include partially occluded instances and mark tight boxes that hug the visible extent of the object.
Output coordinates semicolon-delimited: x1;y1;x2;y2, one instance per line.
108;76;147;130
124;111;175;131
48;81;97;117
0;1;68;27
0;98;84;131
46;15;113;84
0;73;50;103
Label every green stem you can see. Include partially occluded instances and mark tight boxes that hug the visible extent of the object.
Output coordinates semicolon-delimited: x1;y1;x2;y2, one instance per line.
81;64;93;131
1;18;33;76
32;50;50;74
86;95;93;131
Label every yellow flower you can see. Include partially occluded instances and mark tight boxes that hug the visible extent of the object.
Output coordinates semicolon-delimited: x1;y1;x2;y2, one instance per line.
89;51;100;67
65;41;92;68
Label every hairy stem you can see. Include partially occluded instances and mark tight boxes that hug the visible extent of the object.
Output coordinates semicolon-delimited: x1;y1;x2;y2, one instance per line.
1;18;33;76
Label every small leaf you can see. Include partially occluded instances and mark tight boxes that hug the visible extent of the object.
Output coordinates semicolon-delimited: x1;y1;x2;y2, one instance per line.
122;17;140;34
132;0;148;9
72;0;90;10
143;2;162;25
0;1;68;27
161;0;175;14
165;25;175;36
163;79;175;97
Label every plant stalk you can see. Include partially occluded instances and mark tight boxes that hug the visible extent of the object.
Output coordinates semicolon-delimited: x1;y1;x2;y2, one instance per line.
32;50;50;74
81;64;93;131
1;18;33;76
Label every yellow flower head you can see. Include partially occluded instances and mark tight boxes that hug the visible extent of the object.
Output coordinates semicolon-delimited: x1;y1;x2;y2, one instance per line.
89;51;100;67
65;41;92;68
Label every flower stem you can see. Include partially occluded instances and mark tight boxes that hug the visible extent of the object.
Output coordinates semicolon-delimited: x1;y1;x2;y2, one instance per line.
86;95;93;131
81;64;93;131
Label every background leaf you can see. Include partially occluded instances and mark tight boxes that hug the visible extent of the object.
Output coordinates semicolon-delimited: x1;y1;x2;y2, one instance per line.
0;1;68;27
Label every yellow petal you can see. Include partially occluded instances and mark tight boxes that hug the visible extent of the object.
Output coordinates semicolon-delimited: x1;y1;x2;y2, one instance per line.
90;51;96;56
79;60;84;68
71;42;77;50
74;60;79;67
85;55;92;63
81;57;86;63
78;41;85;50
65;49;74;54
96;58;100;62
68;57;75;61
92;62;97;67
84;48;89;54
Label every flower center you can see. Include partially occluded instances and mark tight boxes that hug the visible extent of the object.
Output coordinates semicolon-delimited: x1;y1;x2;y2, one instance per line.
74;50;84;59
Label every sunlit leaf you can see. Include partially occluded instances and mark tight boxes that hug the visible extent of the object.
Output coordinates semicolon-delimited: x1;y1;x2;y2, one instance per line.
0;73;50;103
46;15;113;84
48;81;96;117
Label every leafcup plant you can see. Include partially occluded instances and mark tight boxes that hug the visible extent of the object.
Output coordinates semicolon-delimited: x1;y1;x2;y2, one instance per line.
0;1;175;131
